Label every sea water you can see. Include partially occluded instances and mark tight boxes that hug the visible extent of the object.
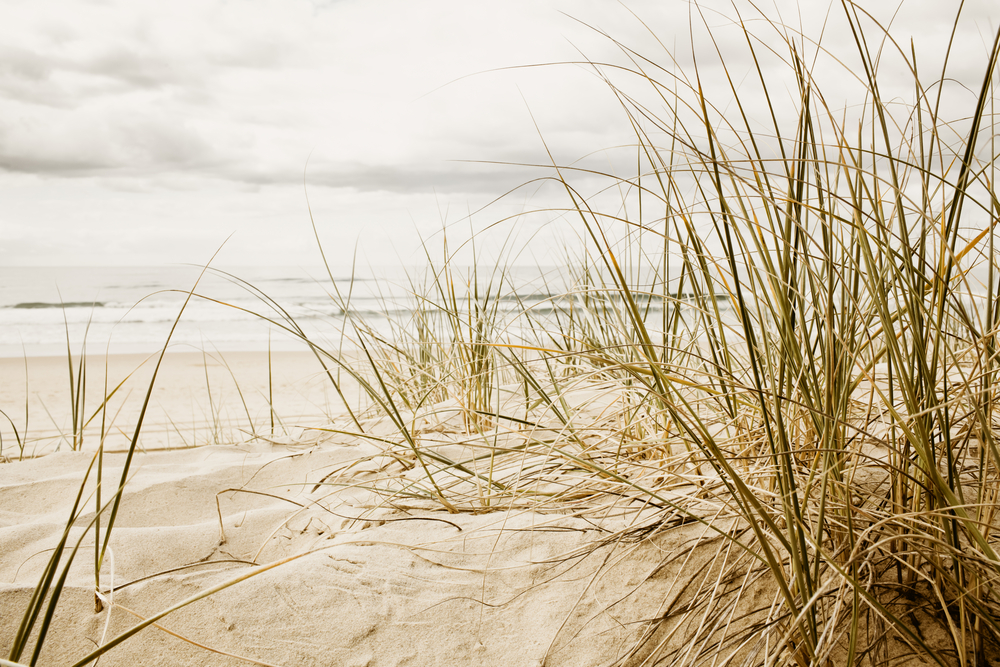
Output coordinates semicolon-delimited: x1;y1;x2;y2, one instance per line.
0;265;383;357
0;264;585;358
4;263;994;359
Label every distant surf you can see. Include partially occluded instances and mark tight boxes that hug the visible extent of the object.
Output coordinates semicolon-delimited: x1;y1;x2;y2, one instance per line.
11;302;107;309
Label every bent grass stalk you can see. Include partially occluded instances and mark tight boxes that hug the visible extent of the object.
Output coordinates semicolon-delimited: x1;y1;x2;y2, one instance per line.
0;353;30;460
7;249;225;666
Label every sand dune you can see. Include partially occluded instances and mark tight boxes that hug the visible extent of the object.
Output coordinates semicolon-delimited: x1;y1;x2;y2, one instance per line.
0;431;736;666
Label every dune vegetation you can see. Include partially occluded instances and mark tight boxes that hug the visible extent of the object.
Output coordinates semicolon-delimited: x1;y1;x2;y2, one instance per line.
7;2;1000;665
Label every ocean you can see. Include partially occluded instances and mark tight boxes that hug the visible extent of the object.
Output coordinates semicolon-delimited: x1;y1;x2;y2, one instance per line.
4;262;993;360
0;264;578;358
0;265;388;358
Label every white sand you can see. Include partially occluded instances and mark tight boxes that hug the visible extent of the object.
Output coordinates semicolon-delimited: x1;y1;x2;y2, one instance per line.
1;354;723;666
0;435;735;666
0;351;358;458
0;352;951;665
0;353;764;666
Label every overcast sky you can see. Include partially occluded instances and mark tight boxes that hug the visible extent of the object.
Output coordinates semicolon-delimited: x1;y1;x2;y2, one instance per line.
1;0;997;268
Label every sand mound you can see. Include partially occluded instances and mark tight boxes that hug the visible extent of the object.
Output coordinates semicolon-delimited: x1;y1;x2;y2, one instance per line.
0;435;758;667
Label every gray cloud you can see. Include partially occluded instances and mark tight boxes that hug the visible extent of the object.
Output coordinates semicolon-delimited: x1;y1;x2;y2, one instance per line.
1;0;997;267
0;108;218;176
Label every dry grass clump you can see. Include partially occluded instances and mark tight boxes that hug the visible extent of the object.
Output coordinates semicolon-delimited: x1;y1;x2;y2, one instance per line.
308;2;1000;663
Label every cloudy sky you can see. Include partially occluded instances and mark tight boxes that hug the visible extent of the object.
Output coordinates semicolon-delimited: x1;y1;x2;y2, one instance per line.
1;0;996;268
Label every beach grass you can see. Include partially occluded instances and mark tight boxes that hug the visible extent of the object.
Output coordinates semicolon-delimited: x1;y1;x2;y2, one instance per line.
7;1;1000;665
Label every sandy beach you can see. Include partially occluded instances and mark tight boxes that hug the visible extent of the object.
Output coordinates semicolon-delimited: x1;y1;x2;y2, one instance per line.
0;358;740;666
1;351;355;459
0;332;978;665
0;444;721;666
